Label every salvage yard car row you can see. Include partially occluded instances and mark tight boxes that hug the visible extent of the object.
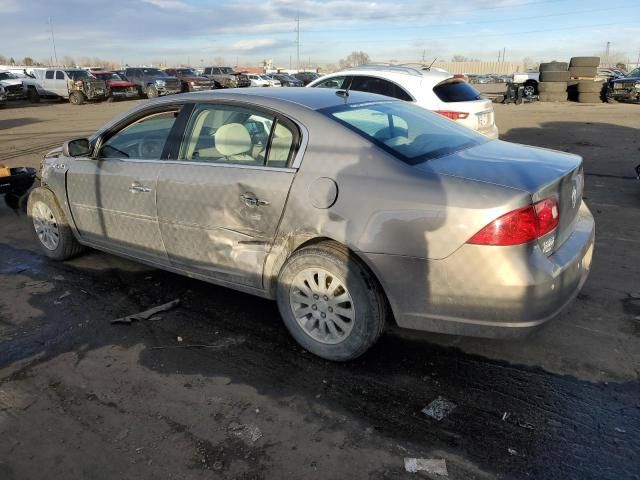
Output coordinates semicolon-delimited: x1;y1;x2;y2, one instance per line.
0;65;316;106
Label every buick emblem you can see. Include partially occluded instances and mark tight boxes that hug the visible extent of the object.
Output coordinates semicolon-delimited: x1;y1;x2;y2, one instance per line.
571;185;577;209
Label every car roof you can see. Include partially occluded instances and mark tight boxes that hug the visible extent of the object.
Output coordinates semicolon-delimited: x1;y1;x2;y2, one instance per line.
316;65;453;87
151;87;400;112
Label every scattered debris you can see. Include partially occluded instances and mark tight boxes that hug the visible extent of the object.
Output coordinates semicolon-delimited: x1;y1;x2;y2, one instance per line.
177;336;183;342
151;337;245;350
507;448;524;457
52;275;65;281
404;458;448;476
58;291;71;300
115;428;129;442
111;299;180;324
615;427;626;433
628;292;640;299
518;421;535;430
228;422;262;444
502;412;510;421
421;396;456;421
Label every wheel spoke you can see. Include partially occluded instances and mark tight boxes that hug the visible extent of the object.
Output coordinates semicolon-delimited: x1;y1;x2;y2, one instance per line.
329;314;350;332
333;306;354;320
329;292;350;306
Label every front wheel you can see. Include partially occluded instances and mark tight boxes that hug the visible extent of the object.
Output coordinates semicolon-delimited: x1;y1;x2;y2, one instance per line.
27;87;40;103
146;85;158;99
69;91;85;105
276;241;387;361
28;188;85;260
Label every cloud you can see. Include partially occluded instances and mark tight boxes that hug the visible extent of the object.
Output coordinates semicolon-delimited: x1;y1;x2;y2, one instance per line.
140;0;194;10
229;39;280;52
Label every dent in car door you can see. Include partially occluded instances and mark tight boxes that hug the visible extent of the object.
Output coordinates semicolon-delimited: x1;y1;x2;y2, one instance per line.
156;104;299;288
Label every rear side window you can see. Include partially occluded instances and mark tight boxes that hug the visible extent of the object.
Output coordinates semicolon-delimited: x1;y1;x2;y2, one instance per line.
321;101;485;165
56;71;64;80
433;80;482;102
45;71;54;79
349;76;413;101
313;76;347;89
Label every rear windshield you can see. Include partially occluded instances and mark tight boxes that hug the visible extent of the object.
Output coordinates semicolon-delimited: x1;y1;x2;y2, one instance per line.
320;101;486;165
433;80;482;102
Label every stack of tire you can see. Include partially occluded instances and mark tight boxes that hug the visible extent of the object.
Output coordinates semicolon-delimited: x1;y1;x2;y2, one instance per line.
568;57;603;103
538;61;569;102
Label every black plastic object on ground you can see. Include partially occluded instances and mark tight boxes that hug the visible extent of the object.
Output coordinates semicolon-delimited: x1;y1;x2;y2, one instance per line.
0;167;37;196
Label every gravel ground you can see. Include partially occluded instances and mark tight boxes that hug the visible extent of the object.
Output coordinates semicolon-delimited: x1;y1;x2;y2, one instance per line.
0;96;639;480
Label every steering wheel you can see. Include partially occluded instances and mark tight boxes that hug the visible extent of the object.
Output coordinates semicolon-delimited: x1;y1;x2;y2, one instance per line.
138;134;165;159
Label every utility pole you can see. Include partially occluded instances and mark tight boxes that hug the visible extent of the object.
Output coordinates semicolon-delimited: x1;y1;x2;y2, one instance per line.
48;17;58;66
497;50;501;62
636;48;640;68
502;47;506;63
604;41;610;64
295;14;300;70
421;49;426;63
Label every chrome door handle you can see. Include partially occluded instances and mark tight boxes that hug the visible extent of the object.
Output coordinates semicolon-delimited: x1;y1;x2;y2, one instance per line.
240;194;269;207
129;183;151;193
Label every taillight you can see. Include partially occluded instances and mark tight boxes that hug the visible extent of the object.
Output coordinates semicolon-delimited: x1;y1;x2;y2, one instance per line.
467;197;559;246
435;110;469;120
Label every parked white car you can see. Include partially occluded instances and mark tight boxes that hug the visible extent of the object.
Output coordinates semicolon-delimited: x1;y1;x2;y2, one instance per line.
307;65;498;139
247;74;271;87
261;74;281;87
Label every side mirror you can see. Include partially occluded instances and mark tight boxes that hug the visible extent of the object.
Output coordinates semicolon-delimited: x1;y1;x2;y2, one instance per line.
63;138;91;157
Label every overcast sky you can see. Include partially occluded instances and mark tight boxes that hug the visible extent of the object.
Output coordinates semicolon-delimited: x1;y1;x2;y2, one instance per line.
2;0;639;67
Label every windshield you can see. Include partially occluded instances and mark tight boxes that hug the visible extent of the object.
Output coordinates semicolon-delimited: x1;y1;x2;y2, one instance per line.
627;68;640;78
65;70;91;80
178;69;197;76
96;73;124;81
320;101;486;165
143;68;166;77
0;72;17;80
220;67;235;74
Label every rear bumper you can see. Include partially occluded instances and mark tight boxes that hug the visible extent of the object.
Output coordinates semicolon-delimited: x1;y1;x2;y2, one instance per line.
362;201;595;338
479;124;499;139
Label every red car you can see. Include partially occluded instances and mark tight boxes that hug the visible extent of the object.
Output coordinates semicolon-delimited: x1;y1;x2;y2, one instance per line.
92;71;138;100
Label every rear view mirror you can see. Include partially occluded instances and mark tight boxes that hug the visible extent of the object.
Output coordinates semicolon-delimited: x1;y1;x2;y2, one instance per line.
63;138;91;157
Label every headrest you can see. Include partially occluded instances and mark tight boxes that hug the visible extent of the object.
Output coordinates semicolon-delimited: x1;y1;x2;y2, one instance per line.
214;123;252;156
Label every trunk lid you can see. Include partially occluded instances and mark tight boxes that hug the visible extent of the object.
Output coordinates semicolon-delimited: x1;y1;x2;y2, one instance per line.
420;139;584;254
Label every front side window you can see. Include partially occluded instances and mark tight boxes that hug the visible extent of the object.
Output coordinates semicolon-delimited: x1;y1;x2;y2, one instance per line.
179;104;295;168
321;101;485;165
56;71;65;80
99;110;179;160
313;76;347;89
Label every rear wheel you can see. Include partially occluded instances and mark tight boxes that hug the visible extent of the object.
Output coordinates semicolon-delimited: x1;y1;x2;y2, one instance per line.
523;81;537;96
69;91;85;105
28;188;85;260
276;241;386;361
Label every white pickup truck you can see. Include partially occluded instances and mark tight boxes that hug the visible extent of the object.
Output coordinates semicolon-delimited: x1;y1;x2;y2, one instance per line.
24;68;107;104
0;70;27;100
512;71;540;96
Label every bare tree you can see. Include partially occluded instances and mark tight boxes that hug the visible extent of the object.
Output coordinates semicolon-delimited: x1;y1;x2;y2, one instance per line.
338;51;370;69
213;56;225;66
61;56;75;67
451;54;468;62
9;57;16;65
0;55;7;65
23;57;35;66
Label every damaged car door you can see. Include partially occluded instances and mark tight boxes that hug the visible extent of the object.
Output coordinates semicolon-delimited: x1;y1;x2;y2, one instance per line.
156;102;299;288
65;107;181;264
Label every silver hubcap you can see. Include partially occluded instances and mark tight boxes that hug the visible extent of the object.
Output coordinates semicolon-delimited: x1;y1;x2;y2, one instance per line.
289;268;355;345
32;201;60;250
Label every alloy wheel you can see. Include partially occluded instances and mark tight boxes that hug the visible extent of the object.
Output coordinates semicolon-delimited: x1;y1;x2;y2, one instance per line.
32;201;60;250
289;268;355;344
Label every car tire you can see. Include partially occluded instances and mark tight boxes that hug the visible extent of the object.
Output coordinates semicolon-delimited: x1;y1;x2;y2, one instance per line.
569;66;597;78
539;62;568;72
539;92;568;102
570;57;600;68
276;241;387;361
68;91;85;105
27;188;85;261
577;81;604;93
146;85;158;99
523;81;538;96
538;81;567;93
539;71;570;82
27;87;40;103
606;95;618;104
578;93;602;103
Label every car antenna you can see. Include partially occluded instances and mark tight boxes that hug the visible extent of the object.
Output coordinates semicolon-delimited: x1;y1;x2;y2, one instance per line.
335;79;351;101
426;57;438;70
